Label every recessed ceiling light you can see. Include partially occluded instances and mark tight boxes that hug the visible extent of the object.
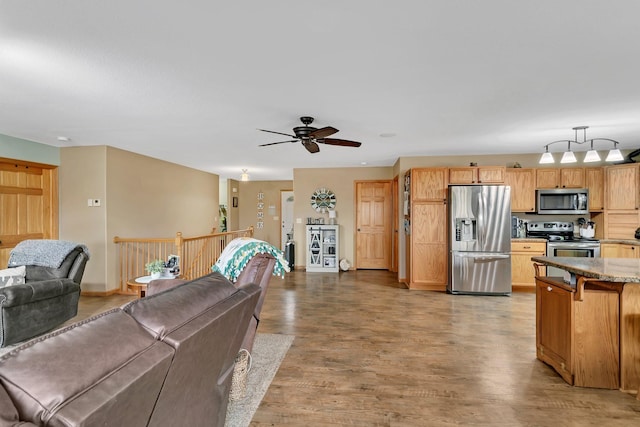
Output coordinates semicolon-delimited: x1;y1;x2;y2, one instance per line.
57;136;71;142
379;133;396;138
361;162;368;166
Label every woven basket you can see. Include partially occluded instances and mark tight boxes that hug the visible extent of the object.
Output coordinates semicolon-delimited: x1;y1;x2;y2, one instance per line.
229;348;252;401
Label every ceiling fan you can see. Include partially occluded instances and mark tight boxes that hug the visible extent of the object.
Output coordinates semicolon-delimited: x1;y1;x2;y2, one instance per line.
258;116;362;154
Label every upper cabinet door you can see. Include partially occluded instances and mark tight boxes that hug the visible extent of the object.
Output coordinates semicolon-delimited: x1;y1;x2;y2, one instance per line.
477;166;505;183
412;168;448;202
505;168;536;212
536;169;560;188
448;167;477;184
606;164;639;210
585;167;604;211
559;168;585;188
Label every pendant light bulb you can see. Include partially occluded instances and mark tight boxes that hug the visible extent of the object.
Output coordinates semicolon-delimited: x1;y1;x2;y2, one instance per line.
539;146;554;164
583;141;601;163
560;141;577;164
606;148;624;162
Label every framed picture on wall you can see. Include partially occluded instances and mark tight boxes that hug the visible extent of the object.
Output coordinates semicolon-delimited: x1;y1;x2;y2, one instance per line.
232;197;238;208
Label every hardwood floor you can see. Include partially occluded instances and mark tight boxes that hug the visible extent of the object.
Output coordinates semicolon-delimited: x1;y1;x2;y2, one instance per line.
78;270;640;426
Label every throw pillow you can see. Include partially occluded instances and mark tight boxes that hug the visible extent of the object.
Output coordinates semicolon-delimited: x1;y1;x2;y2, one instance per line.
0;265;26;287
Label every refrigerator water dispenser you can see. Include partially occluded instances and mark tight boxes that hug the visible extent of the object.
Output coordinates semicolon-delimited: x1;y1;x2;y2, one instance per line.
455;218;476;242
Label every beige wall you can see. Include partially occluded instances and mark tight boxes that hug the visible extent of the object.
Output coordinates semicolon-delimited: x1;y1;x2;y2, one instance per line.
292;167;394;268
60;146;219;293
237;181;293;248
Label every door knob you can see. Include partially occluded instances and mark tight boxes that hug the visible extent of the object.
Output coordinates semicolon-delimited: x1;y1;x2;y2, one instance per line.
547;286;553;292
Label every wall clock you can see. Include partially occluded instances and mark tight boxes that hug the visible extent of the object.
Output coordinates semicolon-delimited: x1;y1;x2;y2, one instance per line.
310;187;336;212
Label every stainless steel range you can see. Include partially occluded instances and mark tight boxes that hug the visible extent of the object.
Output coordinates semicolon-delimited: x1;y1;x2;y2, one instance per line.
526;221;600;277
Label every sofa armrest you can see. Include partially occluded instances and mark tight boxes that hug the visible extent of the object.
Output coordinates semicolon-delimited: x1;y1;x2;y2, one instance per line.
0;279;79;307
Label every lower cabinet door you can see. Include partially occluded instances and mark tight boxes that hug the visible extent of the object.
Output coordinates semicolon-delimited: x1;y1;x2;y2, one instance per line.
536;280;573;384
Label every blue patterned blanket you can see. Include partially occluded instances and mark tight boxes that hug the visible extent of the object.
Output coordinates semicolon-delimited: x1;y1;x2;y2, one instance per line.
212;237;289;282
8;240;90;268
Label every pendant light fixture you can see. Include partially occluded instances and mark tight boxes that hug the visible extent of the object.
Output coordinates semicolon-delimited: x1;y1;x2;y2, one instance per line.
240;169;249;181
539;126;624;164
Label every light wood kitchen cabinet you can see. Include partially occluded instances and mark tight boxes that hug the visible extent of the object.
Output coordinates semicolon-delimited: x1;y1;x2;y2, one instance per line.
536;168;585;189
536;276;620;389
604;164;640;239
410;202;447;289
504;168;536;212
406;167;448;290
605;164;639;210
448;166;505;184
585;167;604;211
411;168;448;202
511;240;546;291
600;242;640;258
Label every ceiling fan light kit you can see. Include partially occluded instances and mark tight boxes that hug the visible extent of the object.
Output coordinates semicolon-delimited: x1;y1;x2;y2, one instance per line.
539;126;624;164
258;116;363;154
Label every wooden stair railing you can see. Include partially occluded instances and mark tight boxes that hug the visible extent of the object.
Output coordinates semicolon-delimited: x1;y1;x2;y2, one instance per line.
113;227;253;295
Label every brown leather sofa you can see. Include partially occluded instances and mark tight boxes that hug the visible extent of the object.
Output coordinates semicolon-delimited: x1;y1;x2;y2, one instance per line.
0;272;261;427
146;252;277;353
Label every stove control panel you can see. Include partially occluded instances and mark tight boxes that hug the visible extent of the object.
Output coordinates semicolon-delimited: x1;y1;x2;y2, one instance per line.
526;221;574;233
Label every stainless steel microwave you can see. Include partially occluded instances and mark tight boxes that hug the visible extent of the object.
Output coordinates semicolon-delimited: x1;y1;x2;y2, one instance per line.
536;188;589;214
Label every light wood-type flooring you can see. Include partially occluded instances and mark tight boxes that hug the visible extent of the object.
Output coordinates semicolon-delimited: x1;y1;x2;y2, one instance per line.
76;270;640;426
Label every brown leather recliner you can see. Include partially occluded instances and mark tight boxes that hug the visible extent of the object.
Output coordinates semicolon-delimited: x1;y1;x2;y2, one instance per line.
146;252;276;353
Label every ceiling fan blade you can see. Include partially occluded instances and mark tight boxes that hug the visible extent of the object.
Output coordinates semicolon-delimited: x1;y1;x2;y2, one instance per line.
302;140;320;153
317;138;362;147
258;140;298;147
257;128;297;138
309;126;338;139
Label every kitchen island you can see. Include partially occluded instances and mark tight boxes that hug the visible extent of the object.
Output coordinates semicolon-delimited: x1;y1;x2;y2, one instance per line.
531;256;640;398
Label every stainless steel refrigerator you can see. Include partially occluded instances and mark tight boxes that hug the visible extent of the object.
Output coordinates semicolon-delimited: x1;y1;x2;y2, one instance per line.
448;185;512;295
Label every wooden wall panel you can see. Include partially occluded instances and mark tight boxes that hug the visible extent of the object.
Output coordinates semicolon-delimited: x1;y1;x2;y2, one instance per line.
0;158;57;268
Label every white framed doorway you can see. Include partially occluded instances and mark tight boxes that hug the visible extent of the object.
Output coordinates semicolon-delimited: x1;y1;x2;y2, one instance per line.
280;190;294;250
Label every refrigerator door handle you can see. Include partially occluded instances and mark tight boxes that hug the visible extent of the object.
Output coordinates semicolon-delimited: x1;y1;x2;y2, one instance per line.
477;190;486;246
456;253;510;262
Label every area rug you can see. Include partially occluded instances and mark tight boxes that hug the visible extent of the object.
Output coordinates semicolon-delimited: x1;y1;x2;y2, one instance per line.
225;333;295;427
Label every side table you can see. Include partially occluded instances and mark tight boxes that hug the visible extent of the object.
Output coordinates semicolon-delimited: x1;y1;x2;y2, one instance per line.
127;275;179;298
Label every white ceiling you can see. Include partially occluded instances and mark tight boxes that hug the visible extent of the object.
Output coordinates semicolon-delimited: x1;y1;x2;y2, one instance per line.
1;1;639;181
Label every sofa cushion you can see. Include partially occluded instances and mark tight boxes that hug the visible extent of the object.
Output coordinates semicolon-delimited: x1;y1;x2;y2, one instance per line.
0;266;26;287
0;308;174;426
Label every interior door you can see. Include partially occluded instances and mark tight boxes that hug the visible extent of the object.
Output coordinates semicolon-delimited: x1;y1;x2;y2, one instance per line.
280;190;294;250
0;158;58;267
356;181;392;269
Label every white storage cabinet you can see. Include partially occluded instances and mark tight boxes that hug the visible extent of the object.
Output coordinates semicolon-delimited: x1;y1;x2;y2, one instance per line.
306;225;339;272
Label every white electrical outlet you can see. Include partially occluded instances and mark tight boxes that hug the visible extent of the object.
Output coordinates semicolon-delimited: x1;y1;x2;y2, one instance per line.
87;199;94;207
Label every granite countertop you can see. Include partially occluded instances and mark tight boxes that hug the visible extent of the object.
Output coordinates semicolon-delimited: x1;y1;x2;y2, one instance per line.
600;239;640;245
531;256;640;283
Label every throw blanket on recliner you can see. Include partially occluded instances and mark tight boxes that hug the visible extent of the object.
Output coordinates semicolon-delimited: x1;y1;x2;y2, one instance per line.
8;239;90;268
212;237;289;282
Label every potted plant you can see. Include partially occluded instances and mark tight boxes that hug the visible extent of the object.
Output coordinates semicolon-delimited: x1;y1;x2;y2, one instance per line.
145;259;166;279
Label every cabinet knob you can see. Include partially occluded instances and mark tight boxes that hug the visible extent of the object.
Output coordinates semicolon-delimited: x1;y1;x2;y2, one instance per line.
547;286;553;292
524;246;531;249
